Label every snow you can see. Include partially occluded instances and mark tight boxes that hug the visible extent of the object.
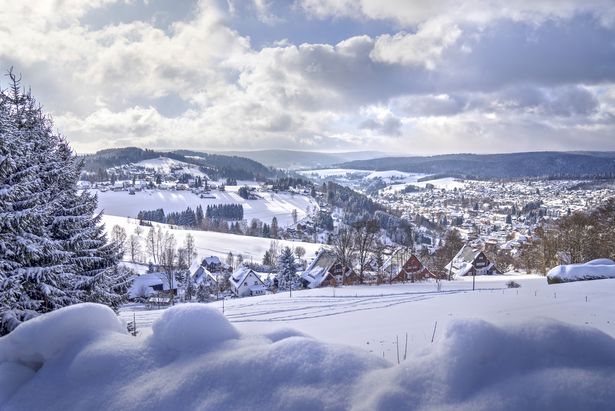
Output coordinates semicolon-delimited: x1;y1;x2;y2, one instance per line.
119;276;615;356
547;259;615;283
3;291;615;410
134;157;208;178
298;168;372;178
151;304;239;350
102;215;323;262
96;189;315;227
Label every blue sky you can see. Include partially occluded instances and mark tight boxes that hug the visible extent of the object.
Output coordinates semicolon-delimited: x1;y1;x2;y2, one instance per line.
1;0;614;154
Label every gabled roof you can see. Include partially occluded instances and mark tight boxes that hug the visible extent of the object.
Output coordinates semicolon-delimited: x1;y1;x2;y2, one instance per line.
301;250;337;288
192;266;219;286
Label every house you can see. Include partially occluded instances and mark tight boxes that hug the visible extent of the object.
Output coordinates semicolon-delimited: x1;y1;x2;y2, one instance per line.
192;266;221;288
444;245;500;278
391;255;435;283
229;266;267;297
129;272;177;300
300;250;359;288
199;256;228;273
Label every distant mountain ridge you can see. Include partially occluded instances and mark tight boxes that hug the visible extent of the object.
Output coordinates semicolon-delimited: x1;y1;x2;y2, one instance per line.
206;149;391;169
338;151;615;179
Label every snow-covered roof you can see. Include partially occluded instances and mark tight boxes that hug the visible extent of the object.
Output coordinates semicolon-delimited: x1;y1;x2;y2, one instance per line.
230;266;257;287
129;272;175;298
301;250;336;288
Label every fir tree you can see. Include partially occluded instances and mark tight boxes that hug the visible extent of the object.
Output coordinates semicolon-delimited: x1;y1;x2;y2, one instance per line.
0;72;128;334
276;247;297;293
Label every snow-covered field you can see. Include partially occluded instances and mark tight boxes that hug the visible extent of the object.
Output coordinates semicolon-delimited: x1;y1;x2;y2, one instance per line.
119;275;615;356
102;215;322;262
3;276;615;410
96;188;316;227
298;167;467;194
298;168;372;178
133;157;208;177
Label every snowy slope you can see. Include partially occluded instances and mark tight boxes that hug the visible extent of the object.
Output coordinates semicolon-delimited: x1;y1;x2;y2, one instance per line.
2;300;615;410
119;276;615;358
101;215;323;262
96;189;316;227
134;157;208;177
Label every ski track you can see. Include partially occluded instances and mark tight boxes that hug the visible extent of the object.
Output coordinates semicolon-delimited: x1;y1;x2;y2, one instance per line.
120;287;505;328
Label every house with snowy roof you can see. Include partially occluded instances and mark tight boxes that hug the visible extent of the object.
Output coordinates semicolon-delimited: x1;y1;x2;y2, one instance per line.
444;244;500;278
391;255;435;283
192;265;221;288
229;266;267;298
128;272;177;300
300;250;359;288
198;256;229;273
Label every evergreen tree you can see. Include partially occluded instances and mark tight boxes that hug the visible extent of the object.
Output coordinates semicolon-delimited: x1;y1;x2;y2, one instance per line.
196;282;209;302
0;73;128;335
0;74;76;334
184;272;195;302
271;217;279;238
277;247;297;293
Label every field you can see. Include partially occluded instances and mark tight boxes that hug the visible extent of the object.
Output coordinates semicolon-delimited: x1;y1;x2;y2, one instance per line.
102;215;323;263
298;168;467;193
96;187;317;227
119;275;615;359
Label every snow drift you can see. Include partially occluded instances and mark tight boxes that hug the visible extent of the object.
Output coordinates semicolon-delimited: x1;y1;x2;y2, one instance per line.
547;259;615;284
2;304;615;411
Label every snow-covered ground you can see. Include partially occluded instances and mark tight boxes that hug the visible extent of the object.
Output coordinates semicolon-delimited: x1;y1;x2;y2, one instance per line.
3;276;615;410
119;275;615;357
96;188;316;227
298;167;467;194
133;157;208;178
102;215;323;263
298;168;372;178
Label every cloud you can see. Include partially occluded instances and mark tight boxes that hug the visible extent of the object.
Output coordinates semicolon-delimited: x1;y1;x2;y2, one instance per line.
370;18;461;70
298;0;615;27
0;0;614;154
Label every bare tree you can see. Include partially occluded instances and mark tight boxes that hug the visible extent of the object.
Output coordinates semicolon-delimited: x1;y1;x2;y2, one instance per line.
353;219;380;284
182;233;197;265
111;225;127;255
159;231;178;304
128;234;142;263
332;228;354;268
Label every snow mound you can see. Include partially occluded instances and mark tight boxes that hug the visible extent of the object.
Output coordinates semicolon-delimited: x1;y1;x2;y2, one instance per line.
2;304;615;410
353;318;615;411
151;304;239;351
547;259;615;284
0;303;124;404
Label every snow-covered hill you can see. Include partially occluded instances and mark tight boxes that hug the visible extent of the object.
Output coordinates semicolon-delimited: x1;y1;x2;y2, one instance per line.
102;215;322;262
97;188;317;227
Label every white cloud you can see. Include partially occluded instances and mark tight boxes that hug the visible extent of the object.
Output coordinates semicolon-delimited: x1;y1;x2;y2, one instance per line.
371;18;461;69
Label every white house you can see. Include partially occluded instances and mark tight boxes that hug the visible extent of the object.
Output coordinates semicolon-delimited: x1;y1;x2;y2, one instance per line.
229;266;267;298
128;272;177;300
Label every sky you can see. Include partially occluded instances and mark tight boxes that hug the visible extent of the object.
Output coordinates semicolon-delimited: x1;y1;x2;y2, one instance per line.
1;0;615;155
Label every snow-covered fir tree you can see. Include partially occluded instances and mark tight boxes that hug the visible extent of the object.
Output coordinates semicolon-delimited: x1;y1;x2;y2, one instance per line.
196;282;210;302
276;246;298;291
0;73;129;335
